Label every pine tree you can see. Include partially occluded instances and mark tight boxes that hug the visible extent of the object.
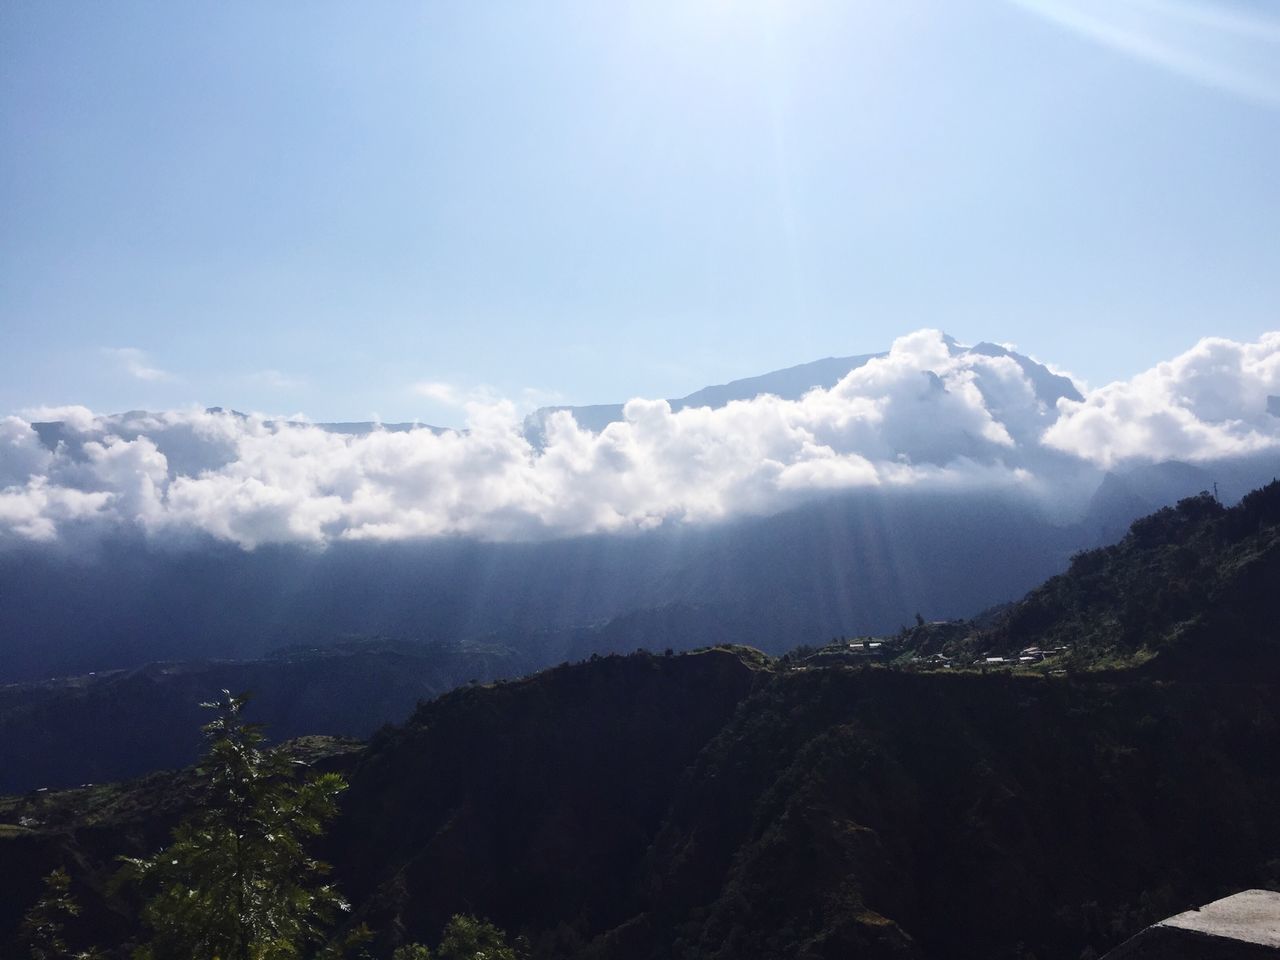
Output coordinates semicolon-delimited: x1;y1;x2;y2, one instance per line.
435;915;524;960
19;868;101;960
119;691;353;960
393;914;525;960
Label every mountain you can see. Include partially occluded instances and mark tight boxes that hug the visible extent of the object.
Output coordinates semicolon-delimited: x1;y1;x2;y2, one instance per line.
0;486;1087;682
2;484;1278;959
331;652;1279;960
0;639;535;794
4;336;1277;687
521;352;889;443
3;646;1277;960
901;479;1280;679
6;479;1275;797
520;338;1082;446
5;454;1275;686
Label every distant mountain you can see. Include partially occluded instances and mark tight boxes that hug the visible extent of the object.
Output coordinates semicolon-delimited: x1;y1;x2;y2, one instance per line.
6;339;1277;688
0;639;535;794
521;337;1082;446
0;486;1087;683
7;477;1278;799
521;352;887;443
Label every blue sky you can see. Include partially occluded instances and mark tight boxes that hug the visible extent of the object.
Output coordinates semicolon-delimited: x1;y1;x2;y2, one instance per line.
3;0;1278;426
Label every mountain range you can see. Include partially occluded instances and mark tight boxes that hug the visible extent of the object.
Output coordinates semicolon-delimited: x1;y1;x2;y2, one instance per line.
2;481;1278;959
3;334;1278;685
521;337;1082;445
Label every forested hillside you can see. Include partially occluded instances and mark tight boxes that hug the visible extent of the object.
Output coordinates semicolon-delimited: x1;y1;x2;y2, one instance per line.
2;485;1279;959
903;480;1280;677
4;645;1278;960
0;639;533;793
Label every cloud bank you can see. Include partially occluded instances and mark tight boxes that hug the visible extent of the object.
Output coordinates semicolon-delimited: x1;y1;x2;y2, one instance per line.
2;330;1278;548
1043;332;1280;466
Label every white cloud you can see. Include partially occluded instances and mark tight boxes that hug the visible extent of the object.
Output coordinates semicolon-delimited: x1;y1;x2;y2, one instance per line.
2;330;1278;547
413;381;463;405
104;347;175;383
22;405;99;433
0;417;53;486
413;382;562;418
1044;333;1280;467
0;478;113;541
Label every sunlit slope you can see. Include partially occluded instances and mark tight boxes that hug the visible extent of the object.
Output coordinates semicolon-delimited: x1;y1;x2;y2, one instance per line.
916;480;1280;676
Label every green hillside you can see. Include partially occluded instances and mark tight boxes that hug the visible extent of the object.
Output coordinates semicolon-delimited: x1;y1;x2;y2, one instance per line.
2;485;1279;959
900;480;1280;676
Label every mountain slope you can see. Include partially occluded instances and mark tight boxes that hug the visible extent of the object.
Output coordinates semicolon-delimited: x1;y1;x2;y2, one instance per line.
328;653;1279;960
0;640;534;793
905;479;1280;676
7;647;1269;960
0;485;1085;683
520;337;1082;446
6;337;1276;686
6;640;1276;960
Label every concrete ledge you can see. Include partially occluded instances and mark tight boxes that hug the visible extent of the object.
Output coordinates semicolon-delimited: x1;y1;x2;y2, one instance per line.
1104;890;1280;959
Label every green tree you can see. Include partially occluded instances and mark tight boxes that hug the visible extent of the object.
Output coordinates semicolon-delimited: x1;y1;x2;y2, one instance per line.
119;691;353;960
394;915;524;960
19;868;101;960
435;915;521;960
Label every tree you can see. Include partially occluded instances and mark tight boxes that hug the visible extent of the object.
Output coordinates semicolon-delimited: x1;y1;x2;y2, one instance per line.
119;691;353;960
436;915;520;960
19;868;101;960
394;915;525;960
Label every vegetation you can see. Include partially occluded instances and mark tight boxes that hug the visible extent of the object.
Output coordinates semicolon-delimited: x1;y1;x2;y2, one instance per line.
2;486;1280;959
9;696;527;960
19;868;100;960
393;914;526;960
0;638;537;796
118;692;356;960
900;482;1280;675
4;643;1279;959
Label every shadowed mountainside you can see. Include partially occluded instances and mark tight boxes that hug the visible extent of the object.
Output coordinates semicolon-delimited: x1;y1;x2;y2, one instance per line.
3;647;1277;960
14;339;1272;688
0;639;534;794
2;485;1279;958
0;486;1086;683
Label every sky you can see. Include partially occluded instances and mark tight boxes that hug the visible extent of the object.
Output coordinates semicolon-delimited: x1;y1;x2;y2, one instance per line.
3;0;1280;428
